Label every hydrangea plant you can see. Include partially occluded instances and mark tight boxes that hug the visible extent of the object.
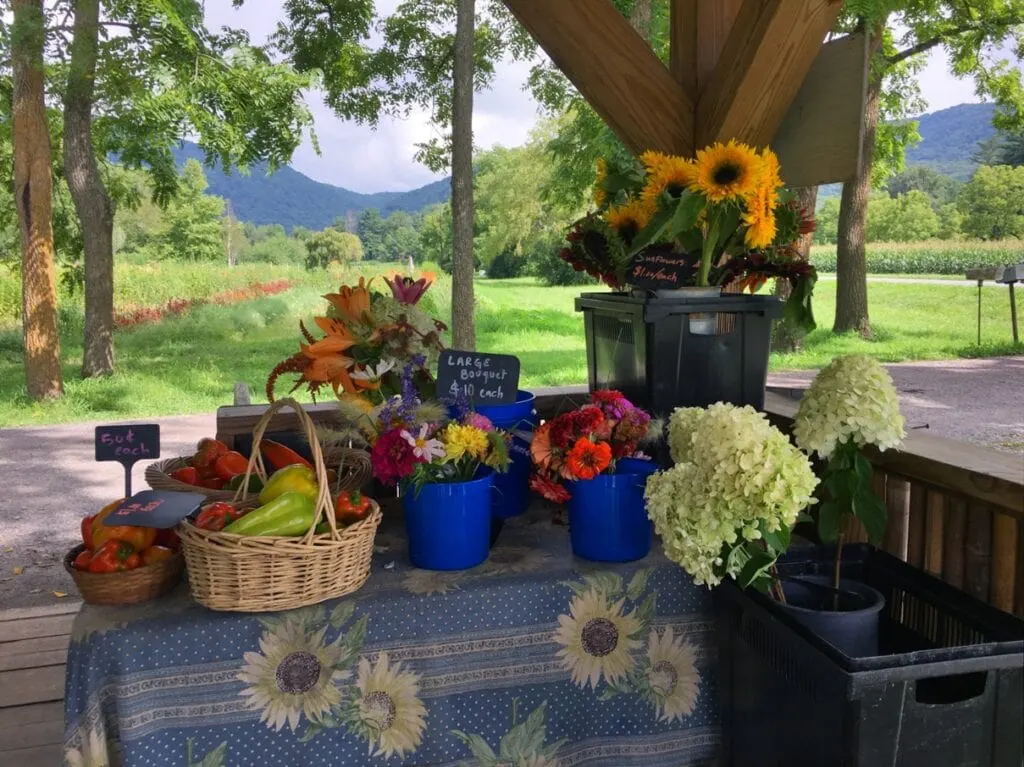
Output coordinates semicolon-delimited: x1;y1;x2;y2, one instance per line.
793;355;905;569
646;403;819;591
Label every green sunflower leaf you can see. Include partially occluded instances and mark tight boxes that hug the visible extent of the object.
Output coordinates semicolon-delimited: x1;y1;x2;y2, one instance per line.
627;568;652;602
200;742;228;767
329;601;355;629
583;571;623;599
452;731;496;763
634;591;658;634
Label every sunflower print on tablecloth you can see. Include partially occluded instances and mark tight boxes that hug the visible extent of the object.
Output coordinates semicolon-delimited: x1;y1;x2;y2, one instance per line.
553;586;643;690
352;652;428;760
643;627;700;723
65;724;111;767
453;700;566;767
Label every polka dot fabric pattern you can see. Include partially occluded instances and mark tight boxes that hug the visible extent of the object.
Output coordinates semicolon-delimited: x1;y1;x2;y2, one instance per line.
63;505;721;767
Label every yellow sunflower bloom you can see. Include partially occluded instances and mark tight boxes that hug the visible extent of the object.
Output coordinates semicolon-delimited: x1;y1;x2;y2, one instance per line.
692;140;762;203
604;198;655;240
743;183;779;249
593;158;609;208
642;156;698;205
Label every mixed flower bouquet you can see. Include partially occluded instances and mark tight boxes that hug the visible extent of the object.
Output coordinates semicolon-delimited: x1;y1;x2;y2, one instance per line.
793;354;905;591
645;403;819;592
529;390;658;504
267;274;446;405
561;141;818;331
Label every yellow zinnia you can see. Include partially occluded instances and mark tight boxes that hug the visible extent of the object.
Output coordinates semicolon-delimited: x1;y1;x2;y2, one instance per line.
441;423;490;462
605;198;654;240
692;140;762;203
642;156;698;205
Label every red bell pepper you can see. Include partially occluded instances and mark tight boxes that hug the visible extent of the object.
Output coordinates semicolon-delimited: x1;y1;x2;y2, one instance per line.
89;540;140;572
213;451;249;481
170;466;199;485
193;438;229;473
81;514;96;549
73;549;93;571
195;502;243;531
334;490;373;525
260;440;314;472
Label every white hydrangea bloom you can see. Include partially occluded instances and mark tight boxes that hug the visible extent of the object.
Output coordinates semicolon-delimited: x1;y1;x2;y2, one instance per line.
646;403;819;587
793;355;906;460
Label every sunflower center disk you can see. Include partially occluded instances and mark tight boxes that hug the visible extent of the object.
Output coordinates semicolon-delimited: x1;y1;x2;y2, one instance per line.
580;617;619;657
649;660;679;696
712;163;741;186
363;690;397;730
275;651;322;694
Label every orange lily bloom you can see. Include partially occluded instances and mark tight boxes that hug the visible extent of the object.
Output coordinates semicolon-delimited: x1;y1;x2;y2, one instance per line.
323;278;372;323
306;355;358;396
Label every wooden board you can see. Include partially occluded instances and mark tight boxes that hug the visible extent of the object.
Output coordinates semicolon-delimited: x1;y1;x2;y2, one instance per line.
0;664;66;708
696;0;843;148
0;603;78;644
0;701;64;752
669;0;698;100
0;634;70;672
772;33;870;187
503;0;694;155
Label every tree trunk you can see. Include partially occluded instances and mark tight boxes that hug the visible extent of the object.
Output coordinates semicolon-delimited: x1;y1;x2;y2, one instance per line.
65;0;115;377
450;0;476;350
12;0;63;400
833;69;882;337
629;0;654;40
772;185;818;352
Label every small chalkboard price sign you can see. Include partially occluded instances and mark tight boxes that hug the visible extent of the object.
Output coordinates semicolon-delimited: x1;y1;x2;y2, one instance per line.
103;490;205;529
438;350;520;405
95;424;160;498
627;250;694;291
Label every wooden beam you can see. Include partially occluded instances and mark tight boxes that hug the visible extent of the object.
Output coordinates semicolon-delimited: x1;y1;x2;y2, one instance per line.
503;0;694;155
696;0;842;148
696;0;742;89
669;0;698;102
772;33;870;187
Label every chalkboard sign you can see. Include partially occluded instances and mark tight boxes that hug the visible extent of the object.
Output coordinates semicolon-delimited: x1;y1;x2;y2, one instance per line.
102;490;206;529
627;249;695;290
438;350;520;405
95;423;160;497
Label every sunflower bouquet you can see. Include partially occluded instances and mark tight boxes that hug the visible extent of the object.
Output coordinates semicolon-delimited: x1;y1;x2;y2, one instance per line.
561;141;818;331
529;390;658;504
267;275;447;406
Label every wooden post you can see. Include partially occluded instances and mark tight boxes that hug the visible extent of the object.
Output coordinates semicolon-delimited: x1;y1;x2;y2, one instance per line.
906;484;926;568
991;512;1019;614
923;490;945;577
1009;282;1018;344
943;497;968;589
883;477;911;560
964;502;993;604
669;0;698;101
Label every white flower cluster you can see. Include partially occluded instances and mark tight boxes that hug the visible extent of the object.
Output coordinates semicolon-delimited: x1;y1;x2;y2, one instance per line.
793;354;906;460
646;403;819;587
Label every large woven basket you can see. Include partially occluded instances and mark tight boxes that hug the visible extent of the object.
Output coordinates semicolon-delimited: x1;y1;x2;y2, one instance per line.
146;457;237;501
64;545;184;605
177;398;379;612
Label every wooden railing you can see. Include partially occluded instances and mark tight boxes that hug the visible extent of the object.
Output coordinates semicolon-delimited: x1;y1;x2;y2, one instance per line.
216;385;1024;618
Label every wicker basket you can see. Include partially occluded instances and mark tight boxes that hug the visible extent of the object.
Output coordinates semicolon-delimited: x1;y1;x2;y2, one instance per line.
64;545;184;605
146;457;237;501
177;398;379;612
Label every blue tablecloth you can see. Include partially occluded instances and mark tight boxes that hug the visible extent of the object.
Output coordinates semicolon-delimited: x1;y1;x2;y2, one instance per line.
64;506;720;766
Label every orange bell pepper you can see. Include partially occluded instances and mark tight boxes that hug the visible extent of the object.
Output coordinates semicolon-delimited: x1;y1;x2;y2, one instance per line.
213;451;249;481
141;545;176;566
89;540;140;572
91;500;158;552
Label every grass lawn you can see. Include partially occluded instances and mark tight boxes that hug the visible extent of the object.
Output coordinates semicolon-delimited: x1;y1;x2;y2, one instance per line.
1;276;1021;426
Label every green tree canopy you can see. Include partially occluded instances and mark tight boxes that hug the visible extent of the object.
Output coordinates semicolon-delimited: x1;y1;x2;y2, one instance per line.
305;228;363;269
358;208;388;261
958;164;1024;239
886;166;962;206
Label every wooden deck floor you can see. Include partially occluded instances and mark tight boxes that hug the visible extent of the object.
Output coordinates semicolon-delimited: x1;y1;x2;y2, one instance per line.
0;602;77;765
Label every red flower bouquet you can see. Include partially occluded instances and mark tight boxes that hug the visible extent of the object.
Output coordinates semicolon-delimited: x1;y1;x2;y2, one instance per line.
529;390;656;503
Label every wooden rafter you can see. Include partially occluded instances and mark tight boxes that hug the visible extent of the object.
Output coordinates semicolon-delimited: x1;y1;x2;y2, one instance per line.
669;0;698;104
695;0;843;148
503;0;694;156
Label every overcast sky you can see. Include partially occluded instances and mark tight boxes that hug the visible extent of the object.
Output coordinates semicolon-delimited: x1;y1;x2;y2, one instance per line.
204;0;995;194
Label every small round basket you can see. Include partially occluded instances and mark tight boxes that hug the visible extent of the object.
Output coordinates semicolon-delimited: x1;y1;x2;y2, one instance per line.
177;398;380;612
145;457;237;501
64;545;184;606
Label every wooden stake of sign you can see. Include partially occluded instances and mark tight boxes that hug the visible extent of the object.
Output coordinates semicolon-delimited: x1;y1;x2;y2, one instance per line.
95;424;160;498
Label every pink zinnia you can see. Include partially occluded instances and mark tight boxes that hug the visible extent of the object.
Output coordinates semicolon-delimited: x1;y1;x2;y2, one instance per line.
371;429;420;485
464;412;495;432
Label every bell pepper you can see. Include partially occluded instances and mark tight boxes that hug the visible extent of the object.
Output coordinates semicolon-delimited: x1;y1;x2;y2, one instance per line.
193;438;229;473
214;451;249;481
335;490;373;525
89;540;140;572
196;477;226;490
226;473;264;494
223;492;316;537
141;545;176;566
261;440;314;472
92;501;158;551
259;464;318;506
81;514;96;549
170;466;199;485
73;549;93;570
195;501;243;531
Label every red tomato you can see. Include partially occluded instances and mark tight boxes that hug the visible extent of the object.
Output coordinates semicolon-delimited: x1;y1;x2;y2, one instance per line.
170;466;199;485
213;451;249;481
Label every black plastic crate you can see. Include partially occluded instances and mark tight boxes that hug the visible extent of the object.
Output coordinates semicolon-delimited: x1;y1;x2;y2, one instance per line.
575;292;782;414
715;544;1024;767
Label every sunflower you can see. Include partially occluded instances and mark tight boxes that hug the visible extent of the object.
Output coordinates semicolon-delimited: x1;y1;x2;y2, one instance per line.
742;184;779;249
692;140;762;203
238;619;351;732
65;725;109;767
566;437;612;480
645;627;700;723
642;155;698;205
593;157;609;208
355;652;427;760
604;199;654;242
553;587;642;689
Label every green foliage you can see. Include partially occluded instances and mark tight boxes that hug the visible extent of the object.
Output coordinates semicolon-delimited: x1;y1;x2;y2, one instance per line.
157;161;226;261
381;210;421;262
243;235;307;265
887;166;962;205
529;231;596;287
818;440;888;546
810;241;1019;274
304;229;363;269
958;164;1024;239
867;191;941;241
357;208;388;261
418;203;454;272
486;249;526;279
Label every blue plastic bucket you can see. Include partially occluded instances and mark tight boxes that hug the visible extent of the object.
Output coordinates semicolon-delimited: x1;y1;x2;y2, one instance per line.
567;467;653;562
471;390;537;520
402;471;494;570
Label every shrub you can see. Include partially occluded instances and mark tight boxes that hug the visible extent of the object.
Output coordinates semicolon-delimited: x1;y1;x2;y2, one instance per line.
810;241;1021;275
528;233;598;287
487;248;527;279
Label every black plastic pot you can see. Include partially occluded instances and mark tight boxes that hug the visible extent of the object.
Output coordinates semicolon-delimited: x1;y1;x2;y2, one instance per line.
575;292;783;414
778;575;886;657
715;544;1024;767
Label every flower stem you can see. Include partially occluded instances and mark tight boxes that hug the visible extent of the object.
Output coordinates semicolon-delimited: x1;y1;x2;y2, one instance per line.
832;533;845;610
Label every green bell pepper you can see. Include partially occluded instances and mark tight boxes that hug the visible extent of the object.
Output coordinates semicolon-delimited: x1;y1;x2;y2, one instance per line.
226;473;264;494
223;492;316;537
